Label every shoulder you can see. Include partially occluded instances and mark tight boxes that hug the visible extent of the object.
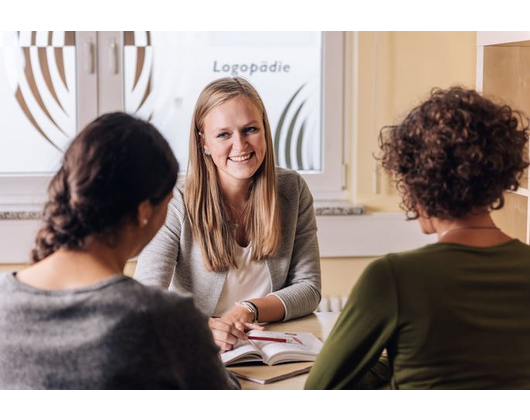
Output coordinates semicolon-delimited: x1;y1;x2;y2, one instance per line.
127;277;197;316
0;271;12;283
0;271;15;292
378;245;442;278
357;256;395;287
172;180;186;208
386;239;530;268
275;167;312;201
369;245;461;289
131;280;212;344
174;179;185;196
353;255;405;299
110;277;205;334
164;180;187;223
345;256;398;315
276;167;305;189
101;278;212;359
383;242;485;269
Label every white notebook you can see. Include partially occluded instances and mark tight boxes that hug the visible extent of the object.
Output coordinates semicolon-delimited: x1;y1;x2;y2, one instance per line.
221;330;324;366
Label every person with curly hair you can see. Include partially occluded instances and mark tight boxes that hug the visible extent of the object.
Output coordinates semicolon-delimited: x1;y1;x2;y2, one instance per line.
306;87;530;390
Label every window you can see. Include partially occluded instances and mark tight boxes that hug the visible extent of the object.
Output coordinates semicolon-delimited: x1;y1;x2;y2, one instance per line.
125;32;323;172
0;31;76;173
0;31;346;208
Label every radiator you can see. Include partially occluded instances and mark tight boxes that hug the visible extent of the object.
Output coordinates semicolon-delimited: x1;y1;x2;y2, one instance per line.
316;295;349;312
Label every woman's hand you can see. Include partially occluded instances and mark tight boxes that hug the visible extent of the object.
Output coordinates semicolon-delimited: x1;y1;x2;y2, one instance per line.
208;317;248;353
221;304;254;327
222;305;265;332
208;305;265;353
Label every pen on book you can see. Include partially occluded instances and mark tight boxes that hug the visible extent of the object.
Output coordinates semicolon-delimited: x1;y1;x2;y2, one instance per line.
247;336;295;343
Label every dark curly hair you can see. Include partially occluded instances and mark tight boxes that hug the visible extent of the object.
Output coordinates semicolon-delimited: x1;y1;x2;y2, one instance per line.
31;112;179;263
379;86;530;220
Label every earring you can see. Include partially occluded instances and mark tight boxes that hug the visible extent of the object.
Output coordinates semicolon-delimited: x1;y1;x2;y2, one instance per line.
142;218;148;226
204;149;211;156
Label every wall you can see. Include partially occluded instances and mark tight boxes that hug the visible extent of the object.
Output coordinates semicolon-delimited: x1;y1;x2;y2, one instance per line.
353;31;477;212
325;31;477;295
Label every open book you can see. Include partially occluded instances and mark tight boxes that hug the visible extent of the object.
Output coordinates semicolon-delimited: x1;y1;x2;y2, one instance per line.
221;330;324;366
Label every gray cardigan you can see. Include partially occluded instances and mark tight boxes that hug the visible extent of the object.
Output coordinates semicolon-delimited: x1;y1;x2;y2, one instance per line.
135;167;322;321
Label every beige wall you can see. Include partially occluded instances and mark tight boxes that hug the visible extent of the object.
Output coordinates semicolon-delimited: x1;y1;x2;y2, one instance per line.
353;31;477;212
0;264;25;273
327;31;477;295
0;32;477;297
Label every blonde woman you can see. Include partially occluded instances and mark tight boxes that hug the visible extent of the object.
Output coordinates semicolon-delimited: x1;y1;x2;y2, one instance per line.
135;77;321;352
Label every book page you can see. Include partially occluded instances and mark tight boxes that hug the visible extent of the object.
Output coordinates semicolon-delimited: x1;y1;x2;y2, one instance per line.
221;340;262;365
246;331;323;365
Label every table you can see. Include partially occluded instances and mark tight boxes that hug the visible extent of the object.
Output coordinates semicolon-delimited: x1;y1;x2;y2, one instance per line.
235;312;340;390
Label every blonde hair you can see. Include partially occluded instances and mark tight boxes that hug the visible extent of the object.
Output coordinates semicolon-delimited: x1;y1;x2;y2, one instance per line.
185;77;281;271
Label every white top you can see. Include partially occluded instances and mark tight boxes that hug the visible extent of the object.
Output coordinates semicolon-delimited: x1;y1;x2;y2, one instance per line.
213;243;272;317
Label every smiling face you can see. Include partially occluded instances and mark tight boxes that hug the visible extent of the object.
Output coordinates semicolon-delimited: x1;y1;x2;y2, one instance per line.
201;95;267;191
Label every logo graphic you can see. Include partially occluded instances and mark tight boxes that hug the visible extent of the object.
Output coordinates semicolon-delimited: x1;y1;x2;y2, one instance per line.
2;31;76;152
124;31;153;120
274;83;320;171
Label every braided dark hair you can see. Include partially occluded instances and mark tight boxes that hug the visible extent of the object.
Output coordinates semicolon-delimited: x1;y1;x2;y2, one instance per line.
31;112;178;262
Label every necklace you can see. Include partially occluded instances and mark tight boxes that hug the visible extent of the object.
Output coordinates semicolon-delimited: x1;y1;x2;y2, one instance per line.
226;200;250;228
439;226;500;239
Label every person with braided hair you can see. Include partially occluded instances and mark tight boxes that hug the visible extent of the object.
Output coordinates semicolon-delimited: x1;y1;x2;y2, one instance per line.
0;112;238;390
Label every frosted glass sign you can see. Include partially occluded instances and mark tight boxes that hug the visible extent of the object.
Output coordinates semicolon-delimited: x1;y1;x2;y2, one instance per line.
0;31;77;174
123;31;322;172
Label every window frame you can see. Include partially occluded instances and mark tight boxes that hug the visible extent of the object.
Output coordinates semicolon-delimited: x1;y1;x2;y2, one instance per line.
300;31;347;201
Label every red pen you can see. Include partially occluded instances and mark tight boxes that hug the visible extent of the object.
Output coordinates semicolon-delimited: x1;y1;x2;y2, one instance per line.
247;336;295;343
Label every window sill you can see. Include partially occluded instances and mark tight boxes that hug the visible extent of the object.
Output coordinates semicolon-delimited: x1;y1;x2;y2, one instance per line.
0;203;367;220
314;201;365;216
0;211;42;221
0;207;435;262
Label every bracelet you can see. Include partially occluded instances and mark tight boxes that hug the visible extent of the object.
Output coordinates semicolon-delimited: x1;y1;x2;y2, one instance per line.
245;301;259;323
235;301;259;323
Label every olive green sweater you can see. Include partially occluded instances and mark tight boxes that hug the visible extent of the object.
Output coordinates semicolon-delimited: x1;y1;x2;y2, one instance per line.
306;240;530;390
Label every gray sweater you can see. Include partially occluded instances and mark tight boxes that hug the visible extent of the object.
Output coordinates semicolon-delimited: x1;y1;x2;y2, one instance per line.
0;272;238;390
135;168;322;320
